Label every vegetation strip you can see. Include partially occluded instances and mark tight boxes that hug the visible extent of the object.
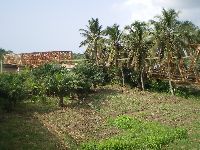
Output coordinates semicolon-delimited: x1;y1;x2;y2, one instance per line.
81;115;187;150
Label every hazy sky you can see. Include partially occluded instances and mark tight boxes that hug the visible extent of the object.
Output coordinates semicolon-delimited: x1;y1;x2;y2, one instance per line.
0;0;200;54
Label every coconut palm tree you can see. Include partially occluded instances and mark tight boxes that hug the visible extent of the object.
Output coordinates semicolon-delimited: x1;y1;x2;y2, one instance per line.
104;24;123;67
150;8;181;95
79;18;103;65
125;21;152;90
174;21;200;79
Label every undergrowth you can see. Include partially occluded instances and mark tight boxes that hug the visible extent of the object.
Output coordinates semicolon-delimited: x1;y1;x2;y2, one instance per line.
81;115;187;150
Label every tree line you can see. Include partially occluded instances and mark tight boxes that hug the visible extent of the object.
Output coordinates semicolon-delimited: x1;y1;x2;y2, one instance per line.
79;8;200;94
0;62;105;111
1;8;200;111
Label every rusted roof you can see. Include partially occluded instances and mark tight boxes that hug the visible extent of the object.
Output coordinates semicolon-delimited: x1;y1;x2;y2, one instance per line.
3;51;73;67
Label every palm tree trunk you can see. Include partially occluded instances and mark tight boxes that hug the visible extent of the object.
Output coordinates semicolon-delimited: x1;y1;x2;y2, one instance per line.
58;96;64;107
114;45;119;67
0;60;2;73
95;50;99;65
166;36;174;95
121;67;125;87
167;52;174;95
169;78;174;95
140;68;144;91
94;40;99;65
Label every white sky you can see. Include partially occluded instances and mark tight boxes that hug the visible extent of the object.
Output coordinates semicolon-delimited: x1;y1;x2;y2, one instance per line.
0;0;199;53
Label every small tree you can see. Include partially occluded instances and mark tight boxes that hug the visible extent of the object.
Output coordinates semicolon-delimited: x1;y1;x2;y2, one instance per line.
73;61;105;88
0;72;32;111
45;70;77;107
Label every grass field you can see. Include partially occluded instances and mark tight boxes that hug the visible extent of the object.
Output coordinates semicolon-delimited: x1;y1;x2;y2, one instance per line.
0;104;62;150
0;85;200;149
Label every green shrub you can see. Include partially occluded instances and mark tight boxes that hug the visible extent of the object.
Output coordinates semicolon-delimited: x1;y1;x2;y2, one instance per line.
81;115;187;150
0;72;33;111
109;115;141;130
175;86;200;99
124;68;139;87
31;63;98;106
105;66;122;85
148;79;170;93
73;61;105;87
105;67;140;87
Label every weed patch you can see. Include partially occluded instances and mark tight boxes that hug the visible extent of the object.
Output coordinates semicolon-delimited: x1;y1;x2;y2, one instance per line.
81;115;187;150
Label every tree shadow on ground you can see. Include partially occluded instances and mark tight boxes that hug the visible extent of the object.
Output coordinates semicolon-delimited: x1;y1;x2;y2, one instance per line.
65;87;122;110
0;109;65;150
0;98;79;150
0;86;124;150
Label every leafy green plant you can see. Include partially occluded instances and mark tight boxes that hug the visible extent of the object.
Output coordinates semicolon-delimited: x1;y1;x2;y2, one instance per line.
31;63;95;106
73;61;105;88
45;69;86;106
175;86;200;99
105;66;121;85
109;115;141;130
0;72;33;111
81;115;187;150
148;79;170;93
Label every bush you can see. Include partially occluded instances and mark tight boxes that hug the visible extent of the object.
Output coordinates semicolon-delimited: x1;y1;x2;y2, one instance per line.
148;79;170;93
73;61;105;87
0;72;32;111
123;68;139;87
109;115;141;130
105;66;121;85
103;66;142;88
175;86;200;99
45;68;91;106
30;63;100;106
81;115;187;150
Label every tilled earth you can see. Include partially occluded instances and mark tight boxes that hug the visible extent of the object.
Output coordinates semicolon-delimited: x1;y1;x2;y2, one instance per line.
33;85;200;149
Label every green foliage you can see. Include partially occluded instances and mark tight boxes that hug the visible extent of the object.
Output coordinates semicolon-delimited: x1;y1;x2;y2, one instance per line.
175;86;200;99
81;115;187;150
73;53;85;60
32;63;62;79
125;68;140;87
73;61;105;87
104;66;121;84
0;72;32;111
29;62;104;106
109;115;141;130
0;48;12;60
4;62;105;108
45;69;88;97
31;64;63;97
31;64;81;106
148;79;170;93
147;80;200;99
79;18;103;64
79;8;200;92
